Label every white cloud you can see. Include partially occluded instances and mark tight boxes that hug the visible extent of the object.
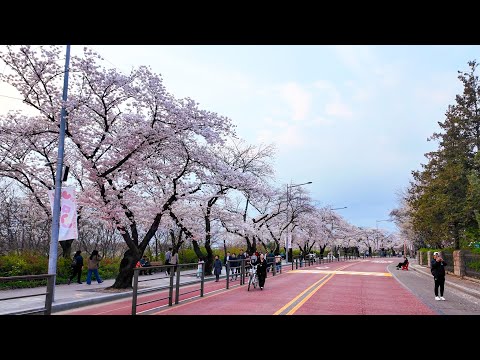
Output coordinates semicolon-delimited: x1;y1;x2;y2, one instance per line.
313;80;354;120
325;100;353;119
278;82;312;121
256;117;305;147
333;46;405;89
373;63;404;87
333;45;377;75
414;73;461;108
311;116;334;126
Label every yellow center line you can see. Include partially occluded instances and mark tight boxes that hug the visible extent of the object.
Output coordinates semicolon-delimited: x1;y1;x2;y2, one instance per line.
290;270;392;277
273;274;331;315
275;261;364;315
285;273;335;315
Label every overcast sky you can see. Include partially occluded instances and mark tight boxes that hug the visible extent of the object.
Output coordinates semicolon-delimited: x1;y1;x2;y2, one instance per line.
1;45;479;233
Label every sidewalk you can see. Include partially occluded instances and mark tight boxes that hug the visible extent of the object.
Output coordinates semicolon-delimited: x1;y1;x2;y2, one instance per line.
1;262;291;315
408;258;480;299
0;269;219;315
2;258;480;315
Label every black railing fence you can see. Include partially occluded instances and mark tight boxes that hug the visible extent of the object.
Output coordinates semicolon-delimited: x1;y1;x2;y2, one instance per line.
0;274;55;315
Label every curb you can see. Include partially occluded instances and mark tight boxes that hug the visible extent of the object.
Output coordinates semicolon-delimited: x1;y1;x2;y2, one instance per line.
52;274;227;313
52;290;134;313
410;265;480;300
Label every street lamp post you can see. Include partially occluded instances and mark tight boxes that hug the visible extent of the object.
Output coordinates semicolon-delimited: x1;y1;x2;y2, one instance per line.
48;45;71;302
328;206;347;258
286;181;312;263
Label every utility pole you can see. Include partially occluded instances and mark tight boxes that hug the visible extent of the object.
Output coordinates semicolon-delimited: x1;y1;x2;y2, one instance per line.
48;45;71;302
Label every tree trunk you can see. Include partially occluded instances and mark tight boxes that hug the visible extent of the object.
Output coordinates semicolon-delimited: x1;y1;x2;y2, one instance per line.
111;249;140;289
60;239;74;258
204;242;214;276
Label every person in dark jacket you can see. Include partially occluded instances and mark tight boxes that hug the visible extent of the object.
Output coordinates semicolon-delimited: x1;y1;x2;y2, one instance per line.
395;256;409;270
68;250;84;284
431;251;447;300
213;255;223;282
140;255;153;275
237;251;245;280
266;251;275;272
256;253;268;290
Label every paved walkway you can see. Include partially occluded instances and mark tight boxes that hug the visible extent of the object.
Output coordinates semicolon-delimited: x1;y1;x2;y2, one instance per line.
0;268;208;315
408;260;480;299
1;257;480;315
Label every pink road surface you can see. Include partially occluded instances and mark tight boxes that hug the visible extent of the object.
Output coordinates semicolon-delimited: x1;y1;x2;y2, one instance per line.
58;259;435;315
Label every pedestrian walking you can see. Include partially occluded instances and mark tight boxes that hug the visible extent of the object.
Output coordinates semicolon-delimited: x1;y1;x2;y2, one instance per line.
431;251;447;301
86;249;103;285
68;250;84;284
213;255;222;282
256;253;268;290
165;247;172;276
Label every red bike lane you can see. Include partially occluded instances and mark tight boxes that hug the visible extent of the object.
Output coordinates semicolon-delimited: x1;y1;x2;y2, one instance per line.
290;260;435;315
58;259;436;315
150;259;436;315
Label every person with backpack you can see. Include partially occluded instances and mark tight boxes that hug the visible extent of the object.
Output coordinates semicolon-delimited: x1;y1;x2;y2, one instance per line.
68;250;84;285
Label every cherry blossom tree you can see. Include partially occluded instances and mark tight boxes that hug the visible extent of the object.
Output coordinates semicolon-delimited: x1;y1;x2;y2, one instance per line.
0;45;236;288
216;142;276;254
291;211;323;258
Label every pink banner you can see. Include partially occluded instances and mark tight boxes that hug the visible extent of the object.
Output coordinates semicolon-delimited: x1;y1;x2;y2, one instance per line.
48;186;78;241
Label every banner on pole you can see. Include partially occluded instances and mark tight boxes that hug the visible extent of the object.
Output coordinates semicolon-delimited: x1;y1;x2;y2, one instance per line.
48;186;78;241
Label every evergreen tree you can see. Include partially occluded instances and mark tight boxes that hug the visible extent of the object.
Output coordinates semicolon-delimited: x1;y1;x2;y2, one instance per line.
408;61;480;249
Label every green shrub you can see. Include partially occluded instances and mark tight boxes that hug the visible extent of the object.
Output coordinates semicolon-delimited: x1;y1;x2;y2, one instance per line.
0;253;46;276
0;252;122;289
466;260;480;271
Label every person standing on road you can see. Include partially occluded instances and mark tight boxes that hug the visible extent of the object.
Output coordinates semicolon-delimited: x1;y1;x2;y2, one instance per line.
165;247;172;276
213;255;222;282
256;253;268;290
431;251;447;301
86;250;103;285
68;250;84;284
275;254;281;273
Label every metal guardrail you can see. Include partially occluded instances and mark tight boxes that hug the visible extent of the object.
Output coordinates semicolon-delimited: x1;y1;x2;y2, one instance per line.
131;253;367;314
131;262;205;315
0;274;55;315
